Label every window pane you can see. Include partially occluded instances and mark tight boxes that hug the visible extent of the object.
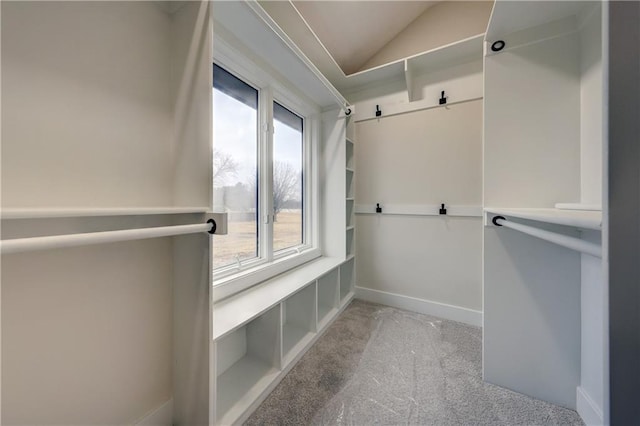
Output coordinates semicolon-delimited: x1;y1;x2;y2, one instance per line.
273;102;303;252
212;65;259;269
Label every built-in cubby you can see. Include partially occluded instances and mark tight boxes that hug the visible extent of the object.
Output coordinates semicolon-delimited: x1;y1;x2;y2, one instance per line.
317;269;340;327
346;138;355;169
211;258;354;424
340;257;355;302
346;227;355;258
282;283;317;364
346;199;355;228
216;305;281;424
346;169;355;199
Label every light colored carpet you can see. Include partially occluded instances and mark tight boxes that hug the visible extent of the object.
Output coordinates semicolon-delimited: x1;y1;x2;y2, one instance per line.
246;300;584;425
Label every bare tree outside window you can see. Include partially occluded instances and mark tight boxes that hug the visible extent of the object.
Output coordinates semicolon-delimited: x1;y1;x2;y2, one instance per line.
213;149;239;186
273;161;301;222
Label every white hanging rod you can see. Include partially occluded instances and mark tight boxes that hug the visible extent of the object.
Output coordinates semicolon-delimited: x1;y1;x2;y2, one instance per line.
1;220;216;255
492;216;601;258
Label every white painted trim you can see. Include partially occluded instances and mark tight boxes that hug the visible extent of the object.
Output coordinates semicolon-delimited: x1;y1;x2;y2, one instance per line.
244;1;348;110
355;286;482;327
577;386;604;426
135;398;173;426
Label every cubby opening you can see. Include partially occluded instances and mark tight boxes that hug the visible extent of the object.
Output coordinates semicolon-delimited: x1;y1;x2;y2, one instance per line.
346;227;355;257
317;269;339;327
346;199;355;227
340;258;355;301
346;169;355;199
346;139;355;169
282;283;317;364
216;305;281;424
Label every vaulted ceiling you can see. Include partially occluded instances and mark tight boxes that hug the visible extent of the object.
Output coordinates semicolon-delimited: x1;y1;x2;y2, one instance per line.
292;1;439;75
257;0;493;96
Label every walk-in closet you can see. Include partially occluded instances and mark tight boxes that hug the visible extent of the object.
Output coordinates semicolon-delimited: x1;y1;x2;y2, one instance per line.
1;1;638;425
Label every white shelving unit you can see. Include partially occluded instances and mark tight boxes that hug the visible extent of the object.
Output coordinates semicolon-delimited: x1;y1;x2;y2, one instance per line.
483;2;607;423
212;258;354;425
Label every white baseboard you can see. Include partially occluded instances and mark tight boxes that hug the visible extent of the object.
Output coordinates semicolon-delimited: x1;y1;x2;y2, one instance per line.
135;398;173;426
355;286;483;327
577;386;604;425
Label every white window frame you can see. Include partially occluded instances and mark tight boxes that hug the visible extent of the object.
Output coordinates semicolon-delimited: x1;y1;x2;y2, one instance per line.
212;35;321;301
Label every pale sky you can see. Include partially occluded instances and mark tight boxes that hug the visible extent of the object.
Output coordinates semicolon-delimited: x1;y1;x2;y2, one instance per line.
213;88;302;188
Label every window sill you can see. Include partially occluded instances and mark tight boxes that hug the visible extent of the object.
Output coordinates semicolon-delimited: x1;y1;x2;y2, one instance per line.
212;247;321;302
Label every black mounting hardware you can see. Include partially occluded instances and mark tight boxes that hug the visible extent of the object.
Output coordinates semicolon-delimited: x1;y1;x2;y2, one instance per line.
207;219;217;234
439;91;447;105
491;40;506;52
375;105;382;117
439;203;447;215
376;203;382;213
345;108;352;116
492;215;506;226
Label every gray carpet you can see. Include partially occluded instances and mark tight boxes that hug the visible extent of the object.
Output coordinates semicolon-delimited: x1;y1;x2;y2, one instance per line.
246;300;584;426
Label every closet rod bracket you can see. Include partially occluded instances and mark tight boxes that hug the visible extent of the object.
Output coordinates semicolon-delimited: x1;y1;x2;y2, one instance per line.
492;215;506;226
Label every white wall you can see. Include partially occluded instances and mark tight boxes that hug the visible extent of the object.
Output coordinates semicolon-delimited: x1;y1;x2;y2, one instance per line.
355;100;483;314
484;31;581;208
579;5;603;206
1;221;173;424
1;1;175;208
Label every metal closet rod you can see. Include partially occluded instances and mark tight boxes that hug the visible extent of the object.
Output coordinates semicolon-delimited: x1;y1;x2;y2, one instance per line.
0;220;216;255
492;216;601;258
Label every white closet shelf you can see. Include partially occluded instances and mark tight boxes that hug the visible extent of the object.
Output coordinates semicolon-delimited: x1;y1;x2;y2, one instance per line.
484;207;602;230
486;0;592;41
1;207;210;219
212;257;343;341
342;33;484;94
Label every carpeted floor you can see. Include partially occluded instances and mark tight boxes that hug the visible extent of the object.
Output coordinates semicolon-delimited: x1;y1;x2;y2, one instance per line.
245;300;584;426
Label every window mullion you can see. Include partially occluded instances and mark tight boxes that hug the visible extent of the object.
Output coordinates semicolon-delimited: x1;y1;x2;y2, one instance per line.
261;87;274;262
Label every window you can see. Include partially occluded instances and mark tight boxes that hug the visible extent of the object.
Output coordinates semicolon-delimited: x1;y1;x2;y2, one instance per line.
273;102;304;253
212;63;318;288
212;64;259;270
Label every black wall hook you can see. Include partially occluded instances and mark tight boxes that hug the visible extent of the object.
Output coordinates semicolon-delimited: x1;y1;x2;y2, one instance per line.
376;203;382;213
439;91;447;105
439;203;447;215
375;105;382;117
345;108;352;116
492;215;506;226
